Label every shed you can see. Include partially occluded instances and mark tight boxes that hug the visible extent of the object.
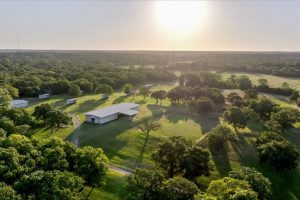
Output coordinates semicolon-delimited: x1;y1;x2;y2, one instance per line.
11;100;29;108
67;98;77;105
85;103;140;124
39;93;50;99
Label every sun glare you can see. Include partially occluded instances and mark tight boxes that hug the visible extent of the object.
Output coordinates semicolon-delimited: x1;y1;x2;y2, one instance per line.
155;1;207;39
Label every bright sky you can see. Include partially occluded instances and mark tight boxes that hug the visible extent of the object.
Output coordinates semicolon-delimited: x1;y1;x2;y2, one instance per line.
0;0;300;51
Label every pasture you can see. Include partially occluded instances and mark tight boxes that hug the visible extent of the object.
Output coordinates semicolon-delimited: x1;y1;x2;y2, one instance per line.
27;76;300;200
222;72;300;89
27;82;220;169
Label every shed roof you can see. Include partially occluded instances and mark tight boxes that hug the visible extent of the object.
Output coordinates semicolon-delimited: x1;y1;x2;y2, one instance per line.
11;100;29;105
85;103;140;118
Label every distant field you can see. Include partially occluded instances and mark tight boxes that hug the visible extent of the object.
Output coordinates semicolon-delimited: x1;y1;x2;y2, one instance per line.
221;72;300;89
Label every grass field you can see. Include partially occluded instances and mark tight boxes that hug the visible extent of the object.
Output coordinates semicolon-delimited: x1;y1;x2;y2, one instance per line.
82;170;126;200
222;72;300;89
26;78;300;200
27;82;219;168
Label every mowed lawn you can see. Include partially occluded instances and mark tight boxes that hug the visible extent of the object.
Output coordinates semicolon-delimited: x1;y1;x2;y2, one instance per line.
26;80;300;199
27;82;220;169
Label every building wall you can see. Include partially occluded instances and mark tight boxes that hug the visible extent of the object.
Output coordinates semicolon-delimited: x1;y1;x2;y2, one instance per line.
100;113;119;124
85;113;119;124
11;103;28;108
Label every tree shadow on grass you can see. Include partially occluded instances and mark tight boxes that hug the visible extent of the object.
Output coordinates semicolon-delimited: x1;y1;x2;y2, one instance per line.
112;95;128;104
147;104;221;134
231;133;259;167
134;99;147;105
66;118;144;168
211;143;232;176
72;99;107;113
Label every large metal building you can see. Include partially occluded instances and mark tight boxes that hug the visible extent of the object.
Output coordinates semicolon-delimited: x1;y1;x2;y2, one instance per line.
85;103;140;124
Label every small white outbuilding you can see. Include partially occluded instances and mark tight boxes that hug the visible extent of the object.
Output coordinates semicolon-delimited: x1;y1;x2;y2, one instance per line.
39;93;50;99
67;98;77;105
85;103;140;124
11;100;29;108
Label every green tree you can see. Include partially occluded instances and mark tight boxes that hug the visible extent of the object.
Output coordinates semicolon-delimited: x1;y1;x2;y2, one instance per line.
139;87;150;100
255;131;285;147
257;140;299;171
237;76;252;90
194;97;216;113
248;97;275;119
0;117;15;136
123;84;133;95
45;110;72;131
229;167;272;200
223;106;248;132
95;84;113;96
270;107;300;128
3;84;19;98
40;171;84;200
282;82;289;89
151;90;167;104
0;129;6;137
181;146;211;182
125;168;164;200
258;78;268;87
152;136;189;178
33;103;52;124
227;92;244;106
74;146;108;199
208;124;236;152
136;118;161;166
75;79;94;93
245;89;258;99
264;120;282;133
68;84;81;96
163;177;199;200
0;182;21;200
289;90;299;101
206;177;258;200
0;88;12;111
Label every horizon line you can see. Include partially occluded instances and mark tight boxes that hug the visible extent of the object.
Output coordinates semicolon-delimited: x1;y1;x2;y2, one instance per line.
1;48;300;53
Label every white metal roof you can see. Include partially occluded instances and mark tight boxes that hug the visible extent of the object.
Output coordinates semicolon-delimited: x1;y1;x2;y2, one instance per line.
85;103;140;118
11;100;29;105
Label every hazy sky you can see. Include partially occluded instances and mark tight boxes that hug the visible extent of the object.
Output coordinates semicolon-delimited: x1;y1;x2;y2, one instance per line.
0;0;300;51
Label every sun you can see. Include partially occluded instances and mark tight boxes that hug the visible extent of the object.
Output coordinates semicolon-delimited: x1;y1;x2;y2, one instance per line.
155;1;207;39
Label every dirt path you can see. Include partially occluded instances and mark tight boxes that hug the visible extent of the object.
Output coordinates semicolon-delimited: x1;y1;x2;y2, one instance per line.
70;114;82;147
109;165;132;175
72;114;82;129
196;133;209;144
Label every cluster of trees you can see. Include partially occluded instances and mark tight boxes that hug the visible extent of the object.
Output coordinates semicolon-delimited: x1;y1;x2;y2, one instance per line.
0;134;108;199
0;84;72;136
33;103;72;131
255;132;299;170
223;89;300;134
126;164;271;200
0;85;34;136
179;72;294;98
165;86;224;113
127;134;272;199
0;52;176;97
